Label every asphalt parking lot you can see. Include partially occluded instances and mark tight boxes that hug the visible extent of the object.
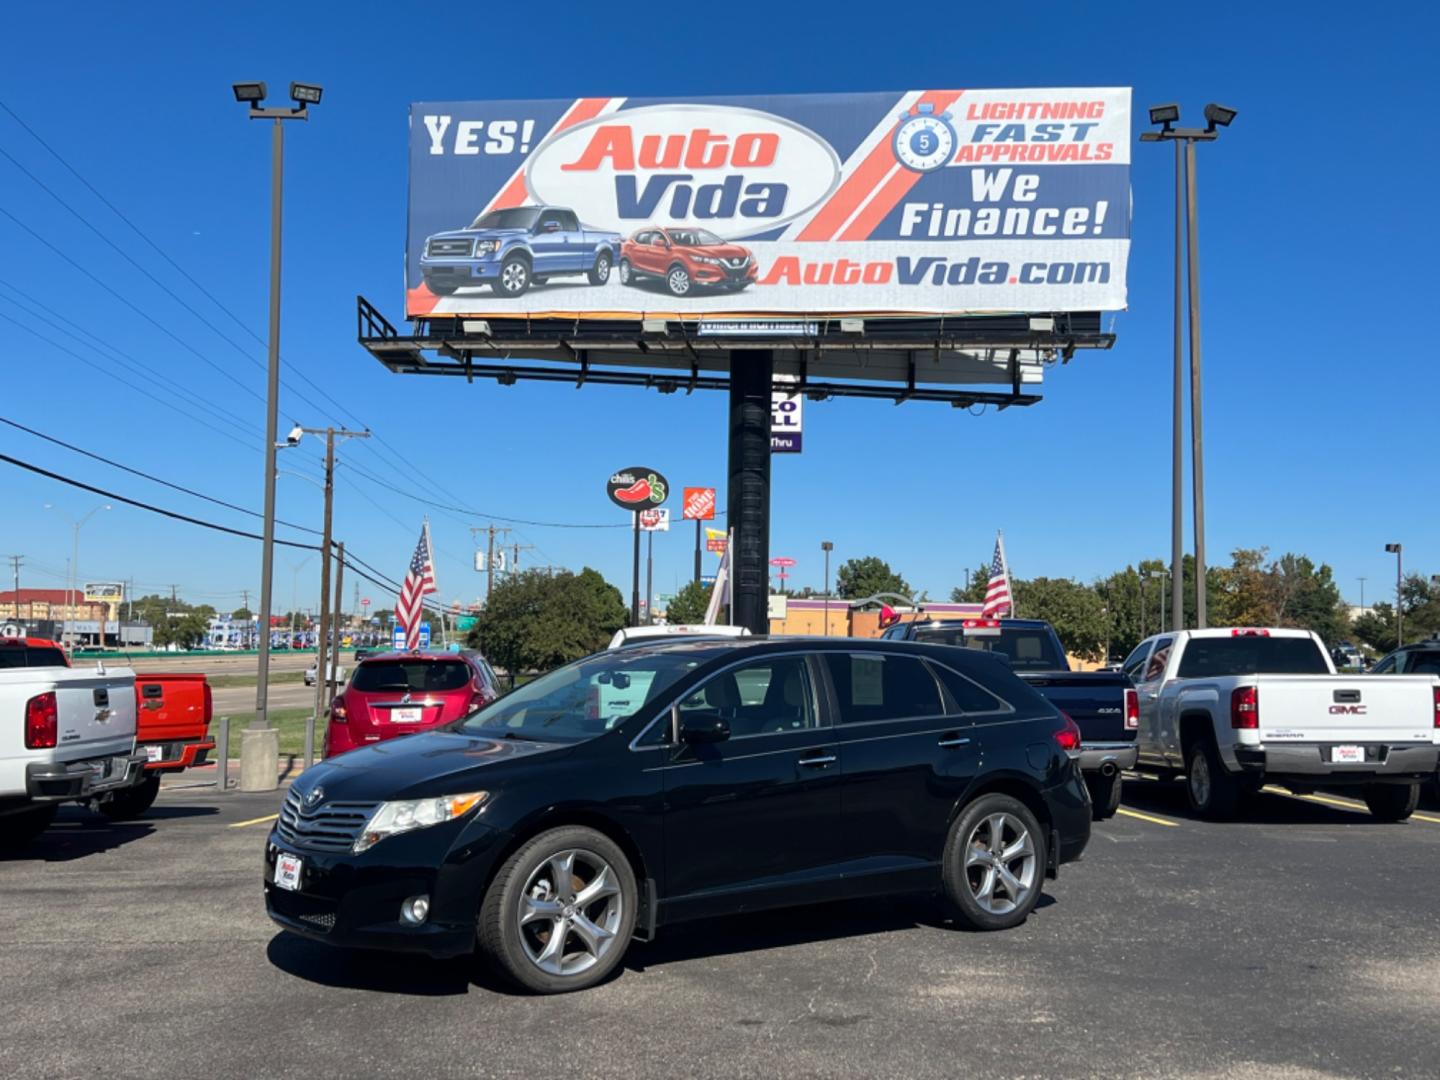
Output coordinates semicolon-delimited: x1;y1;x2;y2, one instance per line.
3;777;1439;1080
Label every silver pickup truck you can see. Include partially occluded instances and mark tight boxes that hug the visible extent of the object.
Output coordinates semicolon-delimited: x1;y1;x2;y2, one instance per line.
1123;627;1439;820
1;638;147;846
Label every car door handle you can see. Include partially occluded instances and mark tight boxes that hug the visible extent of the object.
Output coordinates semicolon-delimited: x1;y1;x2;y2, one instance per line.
938;734;972;748
798;753;837;768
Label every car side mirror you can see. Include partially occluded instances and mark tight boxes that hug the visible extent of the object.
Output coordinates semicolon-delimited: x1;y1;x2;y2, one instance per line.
678;712;730;743
541;220;561;232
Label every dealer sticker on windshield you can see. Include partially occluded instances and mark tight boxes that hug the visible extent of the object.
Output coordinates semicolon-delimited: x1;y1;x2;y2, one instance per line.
1331;745;1365;764
274;852;303;891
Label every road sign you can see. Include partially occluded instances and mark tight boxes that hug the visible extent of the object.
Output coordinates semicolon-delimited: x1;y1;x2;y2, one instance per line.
701;575;716;586
638;508;670;532
361;598;371;608
392;622;431;650
682;487;717;521
608;466;669;510
769;557;797;568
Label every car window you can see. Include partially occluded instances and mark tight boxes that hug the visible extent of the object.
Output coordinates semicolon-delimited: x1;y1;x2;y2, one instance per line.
909;624;1066;671
351;660;471;693
1121;641;1151;682
930;662;1008;716
1175;636;1330;677
1399;650;1440;675
1369;654;1396;674
536;210;564;231
1143;638;1174;682
557;210;579;231
0;644;69;668
824;653;944;724
675;655;817;739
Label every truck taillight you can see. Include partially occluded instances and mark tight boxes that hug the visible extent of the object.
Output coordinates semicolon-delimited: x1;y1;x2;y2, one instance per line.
1124;688;1139;730
1433;686;1440;729
1231;685;1260;729
1230;628;1270;637
1053;711;1083;753
25;691;58;749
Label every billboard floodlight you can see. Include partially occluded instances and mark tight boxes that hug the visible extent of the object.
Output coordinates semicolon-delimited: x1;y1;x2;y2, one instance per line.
1203;103;1237;131
290;82;323;107
233;82;267;105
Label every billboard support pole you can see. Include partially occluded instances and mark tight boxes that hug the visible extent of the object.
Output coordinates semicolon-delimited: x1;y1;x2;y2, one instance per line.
645;529;654;626
693;519;701;586
630;512;641;626
728;351;772;635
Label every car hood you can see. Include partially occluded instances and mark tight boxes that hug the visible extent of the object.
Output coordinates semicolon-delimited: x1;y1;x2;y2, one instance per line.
298;729;570;802
686;244;751;259
429;227;529;242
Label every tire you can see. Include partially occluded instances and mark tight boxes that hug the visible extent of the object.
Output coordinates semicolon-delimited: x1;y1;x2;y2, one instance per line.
478;826;637;994
98;774;160;820
618;258;634;286
587;250;612;286
941;794;1046;931
665;264;692;297
494;256;531;297
426;280;458;297
2;804;58;848
1086;772;1123;821
1185;737;1239;819
1363;782;1419;822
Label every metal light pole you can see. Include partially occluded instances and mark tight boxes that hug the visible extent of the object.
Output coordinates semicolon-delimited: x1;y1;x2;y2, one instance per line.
45;503;110;649
821;541;834;635
233;80;322;792
1385;543;1403;648
1141;102;1236;631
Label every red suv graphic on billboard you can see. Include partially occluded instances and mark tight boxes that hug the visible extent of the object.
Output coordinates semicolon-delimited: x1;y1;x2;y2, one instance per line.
618;227;759;297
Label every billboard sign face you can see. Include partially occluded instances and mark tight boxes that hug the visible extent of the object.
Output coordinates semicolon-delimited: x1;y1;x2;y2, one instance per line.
638;508;670;532
682;487;717;521
771;380;802;453
84;582;125;604
408;89;1130;319
607;466;669;510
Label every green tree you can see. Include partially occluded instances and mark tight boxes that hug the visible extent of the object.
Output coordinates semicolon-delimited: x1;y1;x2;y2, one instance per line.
231;607;252;621
949;558;993;604
665;579;713;625
836;556;910;602
468;567;627;673
1352;603;1397;655
1012;577;1108;661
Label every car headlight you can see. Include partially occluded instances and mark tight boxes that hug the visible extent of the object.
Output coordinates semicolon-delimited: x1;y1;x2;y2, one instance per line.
694;255;721;265
475;239;500;255
353;792;488;853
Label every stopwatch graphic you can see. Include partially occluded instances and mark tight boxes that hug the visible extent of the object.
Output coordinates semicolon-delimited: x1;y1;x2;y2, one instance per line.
892;102;957;173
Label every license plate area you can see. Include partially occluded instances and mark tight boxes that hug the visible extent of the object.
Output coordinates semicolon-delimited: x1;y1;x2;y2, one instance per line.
1329;744;1373;764
274;852;303;891
145;745;164;763
391;707;423;724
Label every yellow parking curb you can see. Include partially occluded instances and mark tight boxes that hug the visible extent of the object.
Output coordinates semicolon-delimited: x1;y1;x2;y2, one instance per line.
1115;807;1180;827
228;813;279;829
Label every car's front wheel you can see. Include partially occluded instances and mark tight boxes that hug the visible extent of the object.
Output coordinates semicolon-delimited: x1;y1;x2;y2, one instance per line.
1363;782;1419;822
478;826;636;994
941;793;1046;931
666;264;692;296
588;250;612;285
495;256;531;297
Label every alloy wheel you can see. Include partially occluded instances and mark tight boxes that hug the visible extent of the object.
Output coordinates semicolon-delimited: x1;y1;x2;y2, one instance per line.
594;253;611;282
667;267;691;295
963;812;1037;915
1189;751;1211;808
501;261;528;294
517;849;623;978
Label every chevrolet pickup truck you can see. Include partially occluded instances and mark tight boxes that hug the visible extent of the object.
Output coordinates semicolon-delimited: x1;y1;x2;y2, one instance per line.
881;617;1137;819
420;205;622;298
1122;627;1440;820
130;672;214;815
1;637;147;846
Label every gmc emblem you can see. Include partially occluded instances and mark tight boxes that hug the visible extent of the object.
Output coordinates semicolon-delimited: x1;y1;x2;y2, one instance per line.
1329;704;1367;715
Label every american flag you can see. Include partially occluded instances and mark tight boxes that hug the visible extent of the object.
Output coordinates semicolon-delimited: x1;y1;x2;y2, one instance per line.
982;534;1012;618
396;524;437;649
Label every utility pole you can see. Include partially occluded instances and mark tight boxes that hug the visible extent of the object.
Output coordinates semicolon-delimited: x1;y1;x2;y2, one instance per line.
6;555;19;623
511;543;535;575
1356;577;1366;613
303;426;370;747
472;526;511;604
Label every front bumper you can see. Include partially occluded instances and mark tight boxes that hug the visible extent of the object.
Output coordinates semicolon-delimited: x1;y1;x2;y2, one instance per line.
1077;741;1138;774
26;752;148;802
1232;743;1438;784
422;255;502;287
691;262;758;285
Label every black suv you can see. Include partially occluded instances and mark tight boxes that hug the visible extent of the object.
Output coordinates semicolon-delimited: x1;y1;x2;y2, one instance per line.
264;637;1092;993
1369;640;1440;676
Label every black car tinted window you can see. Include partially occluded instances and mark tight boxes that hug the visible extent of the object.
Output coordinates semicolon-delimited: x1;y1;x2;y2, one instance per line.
0;645;69;668
930;662;1008;715
1399;649;1440;675
909;625;1065;671
824;653;943;724
1176;636;1330;677
351;660;471;693
676;655;817;738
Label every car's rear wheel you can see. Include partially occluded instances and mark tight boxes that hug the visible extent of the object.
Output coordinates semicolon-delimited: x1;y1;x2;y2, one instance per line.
942;794;1045;931
495;256;530;297
478;826;636;994
666;264;692;296
98;774;160;820
618;258;634;286
426;281;458;296
588;250;612;285
1363;782;1419;822
1185;737;1239;819
2;804;58;848
1086;772;1123;820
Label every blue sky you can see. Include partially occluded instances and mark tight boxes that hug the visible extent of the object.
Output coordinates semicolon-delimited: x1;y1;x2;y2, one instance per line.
1;1;1434;617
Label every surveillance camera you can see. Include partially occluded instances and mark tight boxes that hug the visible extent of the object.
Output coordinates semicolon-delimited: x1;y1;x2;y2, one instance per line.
286;425;304;446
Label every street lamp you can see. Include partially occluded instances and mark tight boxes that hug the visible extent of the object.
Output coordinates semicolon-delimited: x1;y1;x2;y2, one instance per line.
232;79;321;793
44;503;110;649
1141;102;1238;630
821;541;834;636
1385;543;1403;648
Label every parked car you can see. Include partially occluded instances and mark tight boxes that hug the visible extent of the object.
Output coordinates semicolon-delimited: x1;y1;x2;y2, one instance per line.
618;227;758;296
323;650;501;758
1368;639;1440;676
304;661;347;688
420;206;621;298
266;637;1091;993
881;617;1136;819
1;637;148;845
1123;627;1440;820
607;624;752;649
1331;642;1366;670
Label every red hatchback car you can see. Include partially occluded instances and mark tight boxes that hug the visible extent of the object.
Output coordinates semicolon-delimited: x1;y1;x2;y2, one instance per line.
324;650;501;758
618;227;757;296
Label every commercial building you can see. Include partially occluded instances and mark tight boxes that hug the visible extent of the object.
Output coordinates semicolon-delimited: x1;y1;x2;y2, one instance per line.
0;588;109;624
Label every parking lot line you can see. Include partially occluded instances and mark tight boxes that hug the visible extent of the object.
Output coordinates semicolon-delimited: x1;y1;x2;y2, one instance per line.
1114;806;1180;827
228;813;279;829
1261;786;1440;824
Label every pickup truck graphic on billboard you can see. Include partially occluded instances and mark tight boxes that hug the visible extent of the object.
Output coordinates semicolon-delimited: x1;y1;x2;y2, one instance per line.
408;88;1130;318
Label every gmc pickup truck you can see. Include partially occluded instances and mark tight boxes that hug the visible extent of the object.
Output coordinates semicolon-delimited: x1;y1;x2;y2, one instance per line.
421;205;622;298
881;617;1137;818
1122;627;1440;820
1;637;147;846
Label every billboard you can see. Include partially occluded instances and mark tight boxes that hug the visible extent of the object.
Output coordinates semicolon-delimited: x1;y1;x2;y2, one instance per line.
771;377;802;454
407;88;1130;319
84;582;124;604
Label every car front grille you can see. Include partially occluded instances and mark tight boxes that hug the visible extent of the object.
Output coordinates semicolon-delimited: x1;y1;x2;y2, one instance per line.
427;237;474;257
276;789;378;852
722;257;749;269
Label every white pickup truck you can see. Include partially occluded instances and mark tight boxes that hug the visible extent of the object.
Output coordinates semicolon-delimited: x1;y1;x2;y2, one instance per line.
1122;627;1439;820
1;637;148;846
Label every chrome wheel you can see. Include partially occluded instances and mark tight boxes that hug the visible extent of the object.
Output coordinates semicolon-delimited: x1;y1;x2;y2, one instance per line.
1189;750;1211;808
964;812;1037;916
516;848;623;978
500;260;528;294
667;266;691;295
592;252;611;283
618;259;632;285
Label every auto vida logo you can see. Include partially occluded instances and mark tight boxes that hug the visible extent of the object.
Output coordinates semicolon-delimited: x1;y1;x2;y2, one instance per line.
524;105;842;238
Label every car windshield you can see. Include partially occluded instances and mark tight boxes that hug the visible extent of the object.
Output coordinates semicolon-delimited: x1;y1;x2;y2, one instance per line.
469;208;541;231
1176;637;1331;677
460;650;706;742
668;228;725;246
910;625;1066;671
351;660;471;693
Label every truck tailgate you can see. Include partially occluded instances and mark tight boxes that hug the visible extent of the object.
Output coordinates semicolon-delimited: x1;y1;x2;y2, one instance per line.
0;666;138;756
1253;675;1438;744
135;674;212;742
1018;672;1135;743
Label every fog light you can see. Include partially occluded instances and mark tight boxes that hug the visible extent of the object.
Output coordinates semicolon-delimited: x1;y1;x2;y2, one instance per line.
401;895;430;925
